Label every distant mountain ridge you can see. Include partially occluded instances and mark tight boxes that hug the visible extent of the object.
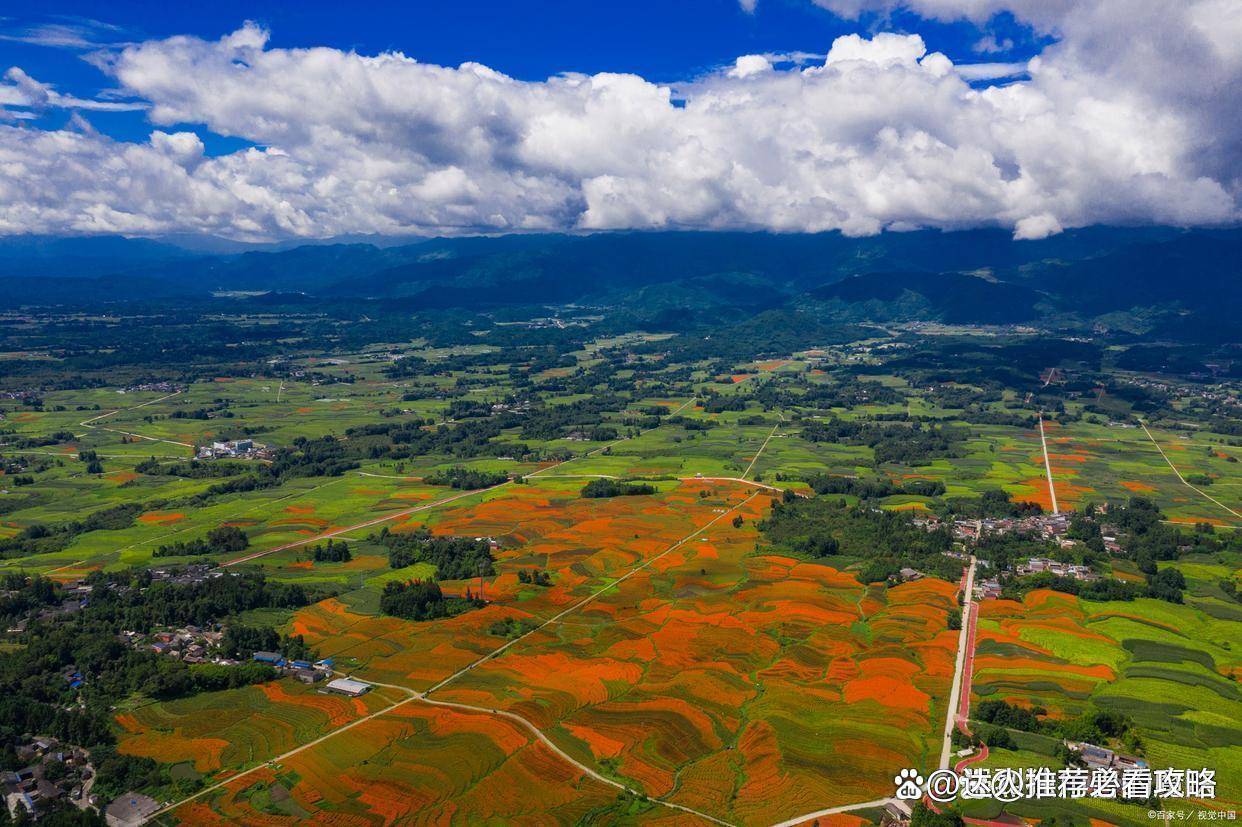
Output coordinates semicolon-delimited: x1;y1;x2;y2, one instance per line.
1;227;1237;341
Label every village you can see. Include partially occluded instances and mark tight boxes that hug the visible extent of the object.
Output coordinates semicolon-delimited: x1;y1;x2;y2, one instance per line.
3;736;99;821
194;438;271;460
908;510;1125;601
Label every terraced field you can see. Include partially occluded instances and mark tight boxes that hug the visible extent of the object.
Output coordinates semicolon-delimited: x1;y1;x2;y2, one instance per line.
116;679;406;783
969;574;1242;825
153;479;960;826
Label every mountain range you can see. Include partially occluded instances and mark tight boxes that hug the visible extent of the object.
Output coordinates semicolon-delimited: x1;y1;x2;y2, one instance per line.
2;227;1238;341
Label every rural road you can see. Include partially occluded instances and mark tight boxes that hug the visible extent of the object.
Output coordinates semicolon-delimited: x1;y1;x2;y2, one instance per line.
1037;416;1059;515
1139;419;1241;521
79;390;195;448
148;489;758;827
940;556;977;769
220;482;509;567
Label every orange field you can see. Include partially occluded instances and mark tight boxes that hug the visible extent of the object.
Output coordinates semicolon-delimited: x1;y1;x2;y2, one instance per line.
137;511;186;524
158;480;964;825
174;703;623;825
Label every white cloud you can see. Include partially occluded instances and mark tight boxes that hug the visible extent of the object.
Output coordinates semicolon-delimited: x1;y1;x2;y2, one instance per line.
1013;212;1062;240
0;2;1239;242
728;55;774;78
0;18;132;50
1;67;146;113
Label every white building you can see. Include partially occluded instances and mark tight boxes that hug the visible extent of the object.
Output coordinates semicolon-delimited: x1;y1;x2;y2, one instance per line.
325;677;372;697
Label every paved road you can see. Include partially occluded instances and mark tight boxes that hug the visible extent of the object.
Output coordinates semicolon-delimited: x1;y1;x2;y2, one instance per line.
953;594;986;773
1037;416;1060;515
940;556;977;769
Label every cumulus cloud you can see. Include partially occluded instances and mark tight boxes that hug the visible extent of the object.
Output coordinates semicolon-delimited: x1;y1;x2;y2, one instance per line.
0;1;1239;241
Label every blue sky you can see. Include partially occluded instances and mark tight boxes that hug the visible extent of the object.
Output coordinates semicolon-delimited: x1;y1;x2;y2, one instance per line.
2;1;1043;149
0;1;1236;242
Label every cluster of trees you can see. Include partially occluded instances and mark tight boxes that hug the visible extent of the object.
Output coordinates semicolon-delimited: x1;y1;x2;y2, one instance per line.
379;579;483;621
80;568;327;632
0;503;144;559
78;449;104;475
760;494;961;583
972;699;1141;753
0;572;59;626
423;466;509;490
517;395;627;441
0;568;327;808
800;417;968;465
0;429;75;449
487;616;538;639
346;415;529;463
221;625;314;661
803;473;945;499
154;525;249;558
580;478;657;498
135;457;248;478
310;539;351;563
377;528;495;580
517;569;552;586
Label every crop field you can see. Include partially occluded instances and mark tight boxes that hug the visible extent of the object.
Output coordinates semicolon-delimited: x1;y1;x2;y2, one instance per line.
163;480;959;826
969;571;1242;825
280;480;755;689
4;323;1237;827
1041;420;1242;526
116;678;406;783
171;703;630;826
436;539;958;824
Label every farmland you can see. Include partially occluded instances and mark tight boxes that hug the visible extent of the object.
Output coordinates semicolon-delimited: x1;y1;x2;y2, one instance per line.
1;312;1239;826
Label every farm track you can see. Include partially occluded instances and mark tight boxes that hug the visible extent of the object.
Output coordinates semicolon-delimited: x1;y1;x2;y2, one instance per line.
742;415;784;480
79;390;194;448
147;395;794;826
149;492;756;827
1140;419;1242;522
87;393;899;825
1037;416;1060;515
